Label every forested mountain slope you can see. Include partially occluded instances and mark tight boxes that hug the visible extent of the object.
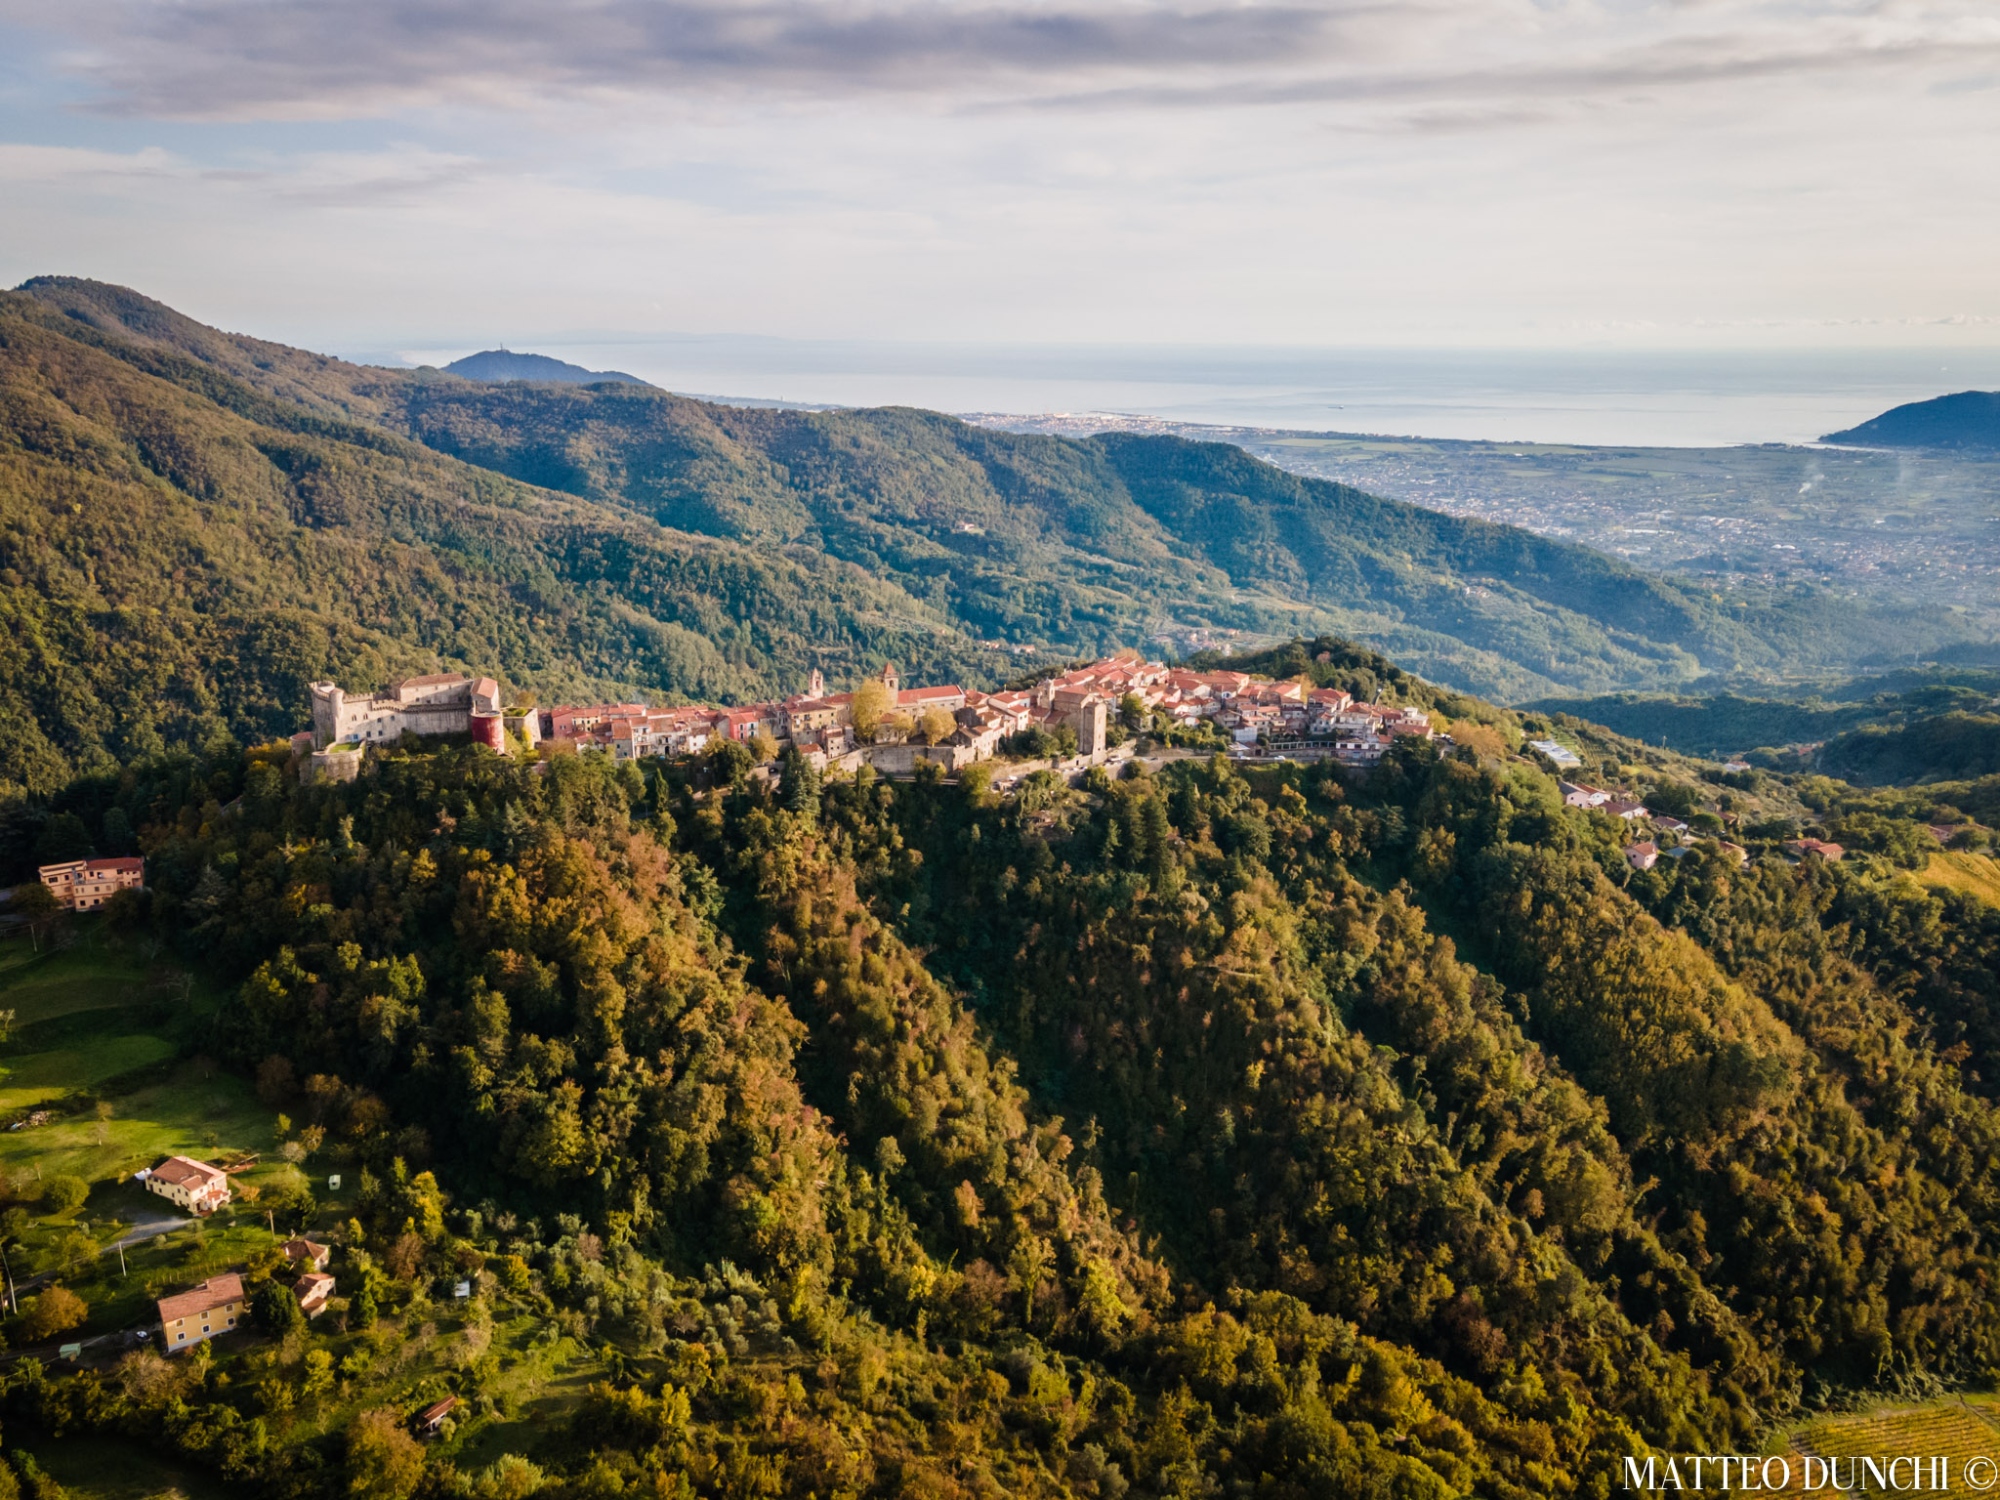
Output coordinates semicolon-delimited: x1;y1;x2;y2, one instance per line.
0;286;1026;793
6;277;1984;779
1824;389;2000;450
8;635;2000;1499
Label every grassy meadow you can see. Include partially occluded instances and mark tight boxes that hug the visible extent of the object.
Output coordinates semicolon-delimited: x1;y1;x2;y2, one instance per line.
1917;850;2000;909
1764;1397;2000;1497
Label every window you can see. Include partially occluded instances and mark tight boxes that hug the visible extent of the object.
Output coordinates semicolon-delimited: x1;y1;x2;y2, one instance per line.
177;1332;186;1342
202;1325;210;1333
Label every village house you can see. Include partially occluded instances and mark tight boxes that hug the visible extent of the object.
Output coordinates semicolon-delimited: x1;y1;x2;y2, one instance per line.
143;1156;232;1214
1625;841;1660;871
157;1273;246;1352
1601;797;1651;822
1783;837;1845;862
1559;781;1612;808
281;1237;331;1271
294;1272;336;1318
37;857;144;911
415;1397;460;1437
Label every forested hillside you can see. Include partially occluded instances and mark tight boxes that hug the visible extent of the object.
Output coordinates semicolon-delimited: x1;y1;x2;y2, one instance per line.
1533;670;2000;788
1823;389;2000;450
6;636;2000;1500
2;277;1984;805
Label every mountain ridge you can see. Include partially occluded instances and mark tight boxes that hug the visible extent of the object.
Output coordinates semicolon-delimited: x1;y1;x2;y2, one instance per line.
0;276;1991;798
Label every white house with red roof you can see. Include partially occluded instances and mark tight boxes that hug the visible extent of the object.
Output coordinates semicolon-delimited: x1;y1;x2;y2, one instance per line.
143;1156;232;1215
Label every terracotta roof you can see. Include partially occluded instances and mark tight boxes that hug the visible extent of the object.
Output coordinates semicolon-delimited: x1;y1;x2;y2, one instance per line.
157;1273;244;1324
417;1397;459;1426
151;1155;226;1188
400;673;468;688
282;1237;329;1263
85;857;145;874
295;1272;336;1307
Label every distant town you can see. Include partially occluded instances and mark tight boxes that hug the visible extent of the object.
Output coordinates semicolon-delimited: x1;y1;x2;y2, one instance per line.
299;653;1438;785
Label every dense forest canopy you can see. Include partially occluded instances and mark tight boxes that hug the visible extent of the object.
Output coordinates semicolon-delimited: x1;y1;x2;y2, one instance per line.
0;277;1988;805
6;633;2000;1500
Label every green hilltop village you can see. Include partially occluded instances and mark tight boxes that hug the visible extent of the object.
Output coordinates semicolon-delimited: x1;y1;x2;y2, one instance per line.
1;632;1998;1500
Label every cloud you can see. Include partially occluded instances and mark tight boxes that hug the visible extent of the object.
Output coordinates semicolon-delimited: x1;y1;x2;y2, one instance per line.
6;0;1985;125
13;0;1376;120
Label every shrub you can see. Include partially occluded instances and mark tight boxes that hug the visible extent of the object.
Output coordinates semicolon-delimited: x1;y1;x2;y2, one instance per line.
39;1176;89;1216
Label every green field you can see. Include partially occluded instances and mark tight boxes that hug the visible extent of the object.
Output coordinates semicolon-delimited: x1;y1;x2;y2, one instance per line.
0;935;175;1027
0;1032;176;1111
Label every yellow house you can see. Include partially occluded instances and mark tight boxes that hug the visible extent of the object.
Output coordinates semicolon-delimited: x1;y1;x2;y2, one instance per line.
157;1273;246;1352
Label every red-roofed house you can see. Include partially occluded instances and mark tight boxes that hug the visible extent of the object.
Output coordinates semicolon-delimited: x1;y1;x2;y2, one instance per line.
145;1156;232;1215
294;1272;336;1318
156;1273;245;1352
282;1237;332;1271
39;857;145;911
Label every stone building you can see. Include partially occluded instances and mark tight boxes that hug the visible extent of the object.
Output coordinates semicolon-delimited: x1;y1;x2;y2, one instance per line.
310;673;505;749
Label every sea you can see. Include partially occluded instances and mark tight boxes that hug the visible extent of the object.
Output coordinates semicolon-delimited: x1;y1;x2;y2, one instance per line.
369;338;2000;450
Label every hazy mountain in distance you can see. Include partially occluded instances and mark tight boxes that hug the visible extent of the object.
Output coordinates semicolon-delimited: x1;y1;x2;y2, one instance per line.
443;348;651;386
1823;389;2000;449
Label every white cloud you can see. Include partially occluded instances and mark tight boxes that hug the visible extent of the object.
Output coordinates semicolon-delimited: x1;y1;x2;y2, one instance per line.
0;0;1996;353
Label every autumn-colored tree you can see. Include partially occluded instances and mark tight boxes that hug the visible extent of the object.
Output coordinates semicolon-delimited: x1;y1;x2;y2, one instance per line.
850;679;893;736
345;1409;425;1500
19;1285;87;1341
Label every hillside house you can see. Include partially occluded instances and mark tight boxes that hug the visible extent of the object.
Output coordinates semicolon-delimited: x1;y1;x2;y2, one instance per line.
157;1273;246;1352
38;857;144;911
281;1237;331;1271
1625;841;1660;871
1783;837;1845;862
415;1397;459;1436
1602;798;1651;822
1559;781;1612;808
144;1156;232;1214
294;1272;336;1318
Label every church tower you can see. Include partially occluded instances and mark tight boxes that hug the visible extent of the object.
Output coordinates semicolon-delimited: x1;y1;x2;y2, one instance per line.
879;662;900;698
808;668;825;698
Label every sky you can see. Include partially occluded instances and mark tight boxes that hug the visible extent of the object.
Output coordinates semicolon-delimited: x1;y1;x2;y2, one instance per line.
3;0;2000;358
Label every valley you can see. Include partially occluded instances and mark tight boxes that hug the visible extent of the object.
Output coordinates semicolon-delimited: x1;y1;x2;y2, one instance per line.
971;413;2000;639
